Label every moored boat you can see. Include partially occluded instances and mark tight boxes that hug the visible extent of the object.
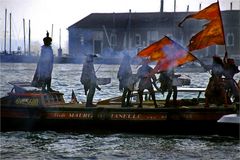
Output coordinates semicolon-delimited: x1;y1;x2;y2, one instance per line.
217;114;240;137
0;82;238;137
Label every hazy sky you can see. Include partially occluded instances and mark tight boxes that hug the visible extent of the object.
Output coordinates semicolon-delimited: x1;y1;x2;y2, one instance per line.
0;0;239;52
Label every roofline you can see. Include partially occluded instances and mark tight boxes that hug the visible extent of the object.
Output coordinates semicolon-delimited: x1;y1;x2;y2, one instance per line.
67;10;240;29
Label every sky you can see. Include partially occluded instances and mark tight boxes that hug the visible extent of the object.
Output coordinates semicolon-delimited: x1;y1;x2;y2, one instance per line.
0;0;239;53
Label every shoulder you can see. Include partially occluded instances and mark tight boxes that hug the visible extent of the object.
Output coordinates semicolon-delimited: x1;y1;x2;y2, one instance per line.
41;45;52;50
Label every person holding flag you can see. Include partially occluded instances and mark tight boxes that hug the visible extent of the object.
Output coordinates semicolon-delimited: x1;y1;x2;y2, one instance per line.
205;56;227;107
159;69;181;107
223;58;240;104
136;59;158;108
137;36;197;107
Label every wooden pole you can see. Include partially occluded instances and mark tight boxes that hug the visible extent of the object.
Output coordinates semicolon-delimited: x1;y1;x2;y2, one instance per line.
28;19;31;54
217;1;228;59
9;13;11;54
4;9;7;53
23;18;26;54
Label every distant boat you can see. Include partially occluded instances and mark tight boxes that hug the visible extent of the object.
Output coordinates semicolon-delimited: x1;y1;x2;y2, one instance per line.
0;53;39;63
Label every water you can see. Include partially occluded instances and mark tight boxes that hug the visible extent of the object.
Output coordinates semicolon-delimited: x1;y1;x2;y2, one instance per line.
1;63;240;159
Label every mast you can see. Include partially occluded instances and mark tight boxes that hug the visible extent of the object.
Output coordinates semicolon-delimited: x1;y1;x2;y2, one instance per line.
58;28;62;57
23;18;26;54
9;12;12;54
28;19;31;54
59;28;61;48
4;9;7;53
216;1;228;58
51;24;53;38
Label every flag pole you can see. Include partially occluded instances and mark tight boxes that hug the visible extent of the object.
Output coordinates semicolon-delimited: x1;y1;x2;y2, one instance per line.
217;1;228;59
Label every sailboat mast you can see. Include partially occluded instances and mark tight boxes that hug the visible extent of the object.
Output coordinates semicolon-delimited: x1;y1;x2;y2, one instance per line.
28;19;31;54
4;9;7;53
9;12;12;54
23;18;26;54
57;28;62;57
59;28;61;49
51;24;53;38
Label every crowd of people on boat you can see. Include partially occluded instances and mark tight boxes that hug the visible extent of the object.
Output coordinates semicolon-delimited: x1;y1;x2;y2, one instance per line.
205;55;240;107
31;33;240;108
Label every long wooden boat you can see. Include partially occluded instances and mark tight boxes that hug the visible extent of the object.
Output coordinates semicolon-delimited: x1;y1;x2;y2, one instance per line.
1;82;239;137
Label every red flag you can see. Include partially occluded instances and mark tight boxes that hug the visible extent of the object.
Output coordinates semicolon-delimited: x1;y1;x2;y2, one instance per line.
188;20;225;51
137;36;196;73
178;2;220;26
137;37;171;61
178;2;225;51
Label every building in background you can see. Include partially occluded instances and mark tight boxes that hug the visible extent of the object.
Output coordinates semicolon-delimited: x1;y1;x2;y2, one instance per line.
68;8;240;63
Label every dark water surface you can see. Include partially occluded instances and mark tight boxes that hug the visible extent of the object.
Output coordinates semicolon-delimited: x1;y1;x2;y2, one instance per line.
1;132;239;160
1;63;240;159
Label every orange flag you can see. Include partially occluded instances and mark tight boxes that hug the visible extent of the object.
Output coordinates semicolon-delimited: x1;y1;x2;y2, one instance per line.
137;36;196;73
178;2;225;51
188;20;225;51
178;2;220;26
137;36;171;61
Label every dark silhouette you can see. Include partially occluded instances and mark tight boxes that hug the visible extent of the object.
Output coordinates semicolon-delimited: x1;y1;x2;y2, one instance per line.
32;31;54;92
80;55;100;107
159;69;180;107
117;55;132;107
137;61;158;108
224;58;240;104
205;56;226;107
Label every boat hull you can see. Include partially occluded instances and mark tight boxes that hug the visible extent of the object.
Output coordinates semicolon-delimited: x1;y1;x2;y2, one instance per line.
1;105;238;137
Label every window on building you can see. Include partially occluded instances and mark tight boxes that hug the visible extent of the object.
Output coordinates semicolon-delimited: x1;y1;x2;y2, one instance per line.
80;35;84;45
93;31;103;55
135;34;141;46
110;34;117;47
94;40;102;55
227;33;234;47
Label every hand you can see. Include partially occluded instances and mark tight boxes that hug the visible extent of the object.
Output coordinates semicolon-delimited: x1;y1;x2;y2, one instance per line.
96;86;101;91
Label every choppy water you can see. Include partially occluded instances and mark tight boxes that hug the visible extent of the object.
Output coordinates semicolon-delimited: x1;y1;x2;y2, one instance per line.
1;63;240;159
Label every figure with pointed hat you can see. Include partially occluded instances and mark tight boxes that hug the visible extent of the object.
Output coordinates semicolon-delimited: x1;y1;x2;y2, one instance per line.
32;31;54;92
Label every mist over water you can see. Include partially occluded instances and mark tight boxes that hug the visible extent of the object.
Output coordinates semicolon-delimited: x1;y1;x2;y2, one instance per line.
1;63;240;159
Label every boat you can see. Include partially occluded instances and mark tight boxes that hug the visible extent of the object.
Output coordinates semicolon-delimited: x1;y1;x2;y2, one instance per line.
217;113;240;137
0;81;239;137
